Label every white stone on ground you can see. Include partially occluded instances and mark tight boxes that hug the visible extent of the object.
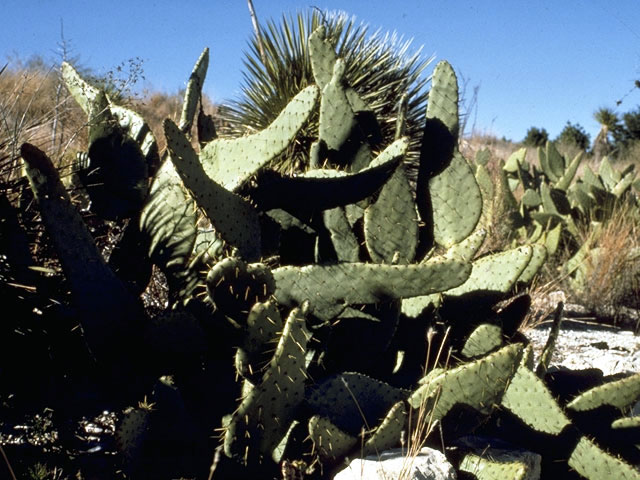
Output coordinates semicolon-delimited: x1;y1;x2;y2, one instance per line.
524;321;640;376
333;447;456;480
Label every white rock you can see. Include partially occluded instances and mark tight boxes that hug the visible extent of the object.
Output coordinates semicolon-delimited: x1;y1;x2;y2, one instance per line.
333;447;456;480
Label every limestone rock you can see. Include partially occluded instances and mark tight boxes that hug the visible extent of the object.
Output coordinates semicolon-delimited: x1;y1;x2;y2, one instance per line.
333;447;456;480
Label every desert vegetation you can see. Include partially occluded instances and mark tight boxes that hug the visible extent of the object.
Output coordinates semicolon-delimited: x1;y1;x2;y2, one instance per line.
1;8;640;480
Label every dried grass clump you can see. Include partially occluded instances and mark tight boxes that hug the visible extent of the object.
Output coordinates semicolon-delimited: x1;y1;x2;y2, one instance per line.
573;200;640;312
0;59;87;190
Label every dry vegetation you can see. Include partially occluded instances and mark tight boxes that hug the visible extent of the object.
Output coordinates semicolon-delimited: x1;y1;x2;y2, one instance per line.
0;56;220;194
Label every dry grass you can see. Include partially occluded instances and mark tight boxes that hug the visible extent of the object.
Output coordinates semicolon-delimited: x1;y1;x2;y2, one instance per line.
396;327;451;480
0;60;87;190
460;133;520;164
135;90;221;153
0;58;221;194
568;200;640;312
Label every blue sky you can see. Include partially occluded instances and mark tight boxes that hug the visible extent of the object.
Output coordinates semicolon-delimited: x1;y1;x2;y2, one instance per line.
3;1;640;142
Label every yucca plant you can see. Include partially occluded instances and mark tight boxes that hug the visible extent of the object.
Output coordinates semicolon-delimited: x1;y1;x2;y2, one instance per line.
593;107;620;160
219;9;432;175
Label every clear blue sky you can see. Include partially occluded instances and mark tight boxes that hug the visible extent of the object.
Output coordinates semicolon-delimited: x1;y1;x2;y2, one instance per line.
3;1;640;142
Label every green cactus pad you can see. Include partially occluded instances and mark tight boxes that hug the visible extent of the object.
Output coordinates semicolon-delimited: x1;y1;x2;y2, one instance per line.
516;244;547;284
521;189;542;207
459;450;538;480
21;143;142;361
224;305;311;464
273;258;471;321
400;293;442;318
582;165;605;189
206;257;275;317
306;372;408;436
598;157;620;190
503;147;527;173
444;228;487;263
568;436;639;479
540;141;565;182
541;222;562;256
82;93;150;220
179;47;209;133
309;25;337;90
244;299;284;354
430;151;483;248
200;84;319;191
501;361;570;435
364;139;417;264
475;165;495;229
115;407;151;463
164;119;262;260
409;343;523;420
61;61;100;114
498;160;519;210
308;415;358;462
247;152;399;216
445;246;533;297
63;62;157;164
612;416;640;429
323;207;361;262
566;372;640;412
426;61;459;136
362;400;407;457
461;324;504;359
139;156;197;291
318;59;357;152
613;171;637;198
556;151;583;190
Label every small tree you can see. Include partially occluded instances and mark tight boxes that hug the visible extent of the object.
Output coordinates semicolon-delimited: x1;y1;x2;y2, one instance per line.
609;107;640;156
523;126;549;147
622;107;640;140
556;121;590;151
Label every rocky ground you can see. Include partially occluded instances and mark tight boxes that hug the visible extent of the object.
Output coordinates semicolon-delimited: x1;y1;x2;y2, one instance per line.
523;316;640;376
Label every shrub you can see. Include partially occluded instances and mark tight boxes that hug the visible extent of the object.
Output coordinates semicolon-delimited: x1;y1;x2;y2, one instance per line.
556;121;590;151
523;126;548;147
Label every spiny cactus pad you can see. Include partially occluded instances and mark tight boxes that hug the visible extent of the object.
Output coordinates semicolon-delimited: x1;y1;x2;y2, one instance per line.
309;25;337;90
179;47;209;133
568;436;640;479
273;258;471;321
409;343;523;420
306;373;408;436
461;323;504;359
224;305;311;464
444;228;487;263
21;143;142;361
206;257;275;317
430;151;483;248
308;415;358;462
200;85;319;191
446;246;534;297
116;408;151;463
362;400;408;457
364;138;417;264
164;119;262;260
139;156;197;286
501;361;570;435
566;372;640;412
459;450;537;480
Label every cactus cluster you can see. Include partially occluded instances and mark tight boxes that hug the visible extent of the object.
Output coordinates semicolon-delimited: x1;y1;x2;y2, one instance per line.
3;13;639;480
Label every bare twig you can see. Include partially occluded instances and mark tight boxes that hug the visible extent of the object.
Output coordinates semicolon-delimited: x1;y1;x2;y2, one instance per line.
246;0;266;65
0;445;18;480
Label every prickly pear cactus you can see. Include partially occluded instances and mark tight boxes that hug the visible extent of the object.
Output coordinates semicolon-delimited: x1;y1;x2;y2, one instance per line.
224;304;311;465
